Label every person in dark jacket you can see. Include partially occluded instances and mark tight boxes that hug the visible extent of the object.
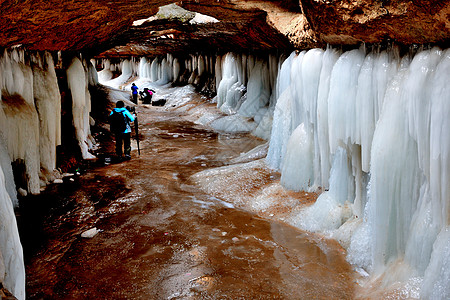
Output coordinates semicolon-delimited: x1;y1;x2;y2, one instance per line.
142;88;155;104
131;83;139;104
110;101;135;160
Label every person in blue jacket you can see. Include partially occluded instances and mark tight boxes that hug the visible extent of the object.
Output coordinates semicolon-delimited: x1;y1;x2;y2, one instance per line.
131;83;139;104
110;100;136;160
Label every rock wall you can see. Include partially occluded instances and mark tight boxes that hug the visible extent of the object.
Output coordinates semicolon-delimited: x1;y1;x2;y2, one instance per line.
299;0;450;46
2;1;448;57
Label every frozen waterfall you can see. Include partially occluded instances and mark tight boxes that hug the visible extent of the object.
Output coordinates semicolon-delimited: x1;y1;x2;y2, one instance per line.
267;46;450;298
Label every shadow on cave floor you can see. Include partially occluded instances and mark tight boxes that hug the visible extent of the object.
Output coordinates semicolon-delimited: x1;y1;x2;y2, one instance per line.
17;96;356;299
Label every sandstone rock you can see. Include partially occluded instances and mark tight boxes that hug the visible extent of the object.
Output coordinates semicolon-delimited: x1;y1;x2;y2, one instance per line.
0;1;448;58
300;0;450;45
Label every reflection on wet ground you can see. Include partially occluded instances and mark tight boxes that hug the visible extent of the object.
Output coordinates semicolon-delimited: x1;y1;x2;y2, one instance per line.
19;105;355;299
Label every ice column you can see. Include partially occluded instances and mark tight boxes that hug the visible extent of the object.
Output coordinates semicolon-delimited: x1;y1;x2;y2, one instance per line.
367;48;450;297
316;47;340;188
216;53;246;113
0;162;25;300
100;59;133;89
66;57;95;159
31;52;61;180
0;49;40;194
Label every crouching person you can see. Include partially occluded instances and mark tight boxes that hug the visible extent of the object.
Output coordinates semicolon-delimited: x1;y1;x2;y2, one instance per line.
109;100;136;161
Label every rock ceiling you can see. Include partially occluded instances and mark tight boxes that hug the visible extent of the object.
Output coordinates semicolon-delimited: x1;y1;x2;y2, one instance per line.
0;0;449;58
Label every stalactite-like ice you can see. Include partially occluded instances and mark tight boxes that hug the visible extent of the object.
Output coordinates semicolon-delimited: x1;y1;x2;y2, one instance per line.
0;138;17;206
213;53;280;137
267;89;292;170
66;57;95;159
280;123;313;191
99;60;132;89
0;49;40;194
97;59;114;82
216;53;246;113
156;54;174;85
31;52;61;180
238;59;270;118
286;147;353;232
316;47;340;189
0;163;25;300
138;57;150;79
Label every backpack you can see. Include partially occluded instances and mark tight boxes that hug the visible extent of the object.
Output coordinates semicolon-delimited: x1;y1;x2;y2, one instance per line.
109;110;127;133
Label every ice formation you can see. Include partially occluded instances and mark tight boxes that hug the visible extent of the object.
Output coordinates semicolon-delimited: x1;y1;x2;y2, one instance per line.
32;52;62;180
0;49;41;195
0;49;66;299
99;59;134;89
0;49;101;299
102;52;282;136
66;57;95;159
0;164;25;300
267;46;450;298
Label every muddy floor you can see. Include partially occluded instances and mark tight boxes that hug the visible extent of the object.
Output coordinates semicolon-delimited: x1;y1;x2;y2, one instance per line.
18;102;356;299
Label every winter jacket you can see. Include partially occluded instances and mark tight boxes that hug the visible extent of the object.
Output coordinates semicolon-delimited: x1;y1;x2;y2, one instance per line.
110;107;135;134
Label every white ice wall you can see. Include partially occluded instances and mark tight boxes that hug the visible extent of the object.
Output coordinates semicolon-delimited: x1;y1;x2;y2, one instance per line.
267;46;450;298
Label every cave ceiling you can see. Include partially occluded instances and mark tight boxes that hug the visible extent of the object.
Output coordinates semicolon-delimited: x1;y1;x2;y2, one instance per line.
0;0;449;59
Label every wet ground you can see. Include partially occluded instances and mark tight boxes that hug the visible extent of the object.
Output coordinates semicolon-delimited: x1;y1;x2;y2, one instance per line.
18;101;356;299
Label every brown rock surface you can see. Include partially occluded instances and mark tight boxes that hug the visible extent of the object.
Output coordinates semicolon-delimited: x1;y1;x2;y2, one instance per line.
0;0;449;56
300;0;450;46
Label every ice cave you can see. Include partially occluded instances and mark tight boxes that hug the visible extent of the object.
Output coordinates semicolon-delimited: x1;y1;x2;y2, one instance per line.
0;1;449;299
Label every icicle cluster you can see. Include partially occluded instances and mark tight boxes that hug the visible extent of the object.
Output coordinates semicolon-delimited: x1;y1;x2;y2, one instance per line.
0;50;100;300
0;48;56;300
99;53;218;103
214;53;282;139
0;49;62;196
267;46;450;298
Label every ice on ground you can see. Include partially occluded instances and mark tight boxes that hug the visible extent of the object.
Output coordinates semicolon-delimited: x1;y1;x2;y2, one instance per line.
81;227;100;238
229;142;269;165
210;115;257;133
191;159;269;207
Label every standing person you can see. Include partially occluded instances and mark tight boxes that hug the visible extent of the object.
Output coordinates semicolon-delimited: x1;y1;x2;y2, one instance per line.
131;83;139;104
109;101;136;160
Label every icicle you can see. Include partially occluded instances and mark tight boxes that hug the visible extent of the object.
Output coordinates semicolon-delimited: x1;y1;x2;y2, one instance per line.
267;89;293;170
238;59;270;118
328;48;365;153
32;51;61;181
0;50;40;194
317;47;340;188
0;164;25;300
66;57;95;160
280;123;313;191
